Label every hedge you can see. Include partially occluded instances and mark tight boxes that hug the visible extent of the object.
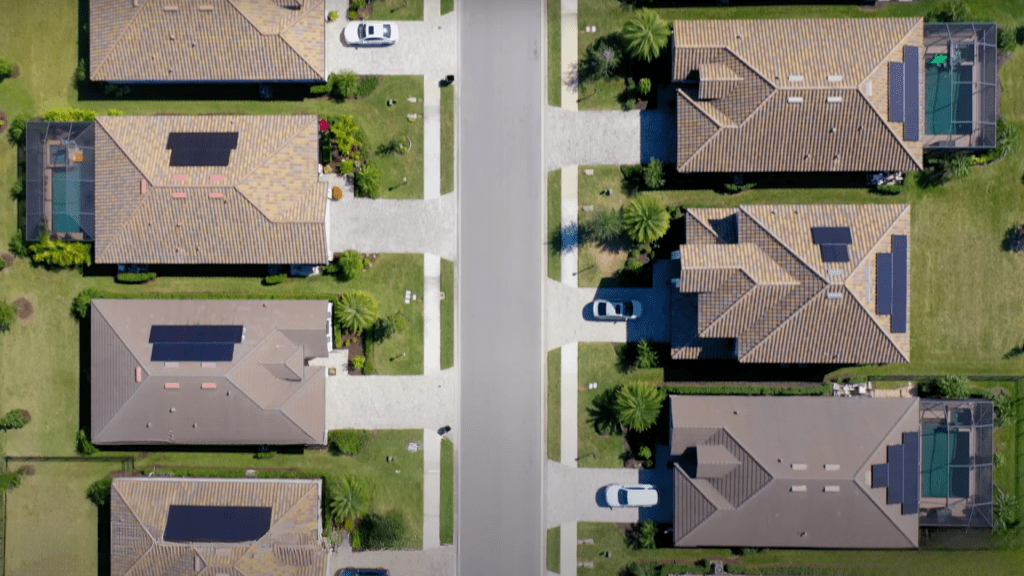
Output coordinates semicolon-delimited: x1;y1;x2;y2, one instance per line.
115;271;157;284
663;383;831;396
328;429;373;455
264;273;288;285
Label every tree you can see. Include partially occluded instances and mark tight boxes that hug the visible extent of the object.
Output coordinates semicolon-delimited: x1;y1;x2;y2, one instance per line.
7;115;28;147
0;301;16;333
0;469;27;492
335;291;379;333
329;475;369;523
580;208;623;246
615;381;666;433
354;163;382;199
937;375;972;399
0;58;13;78
634;340;658;369
621;9;670;63
642;158;665;190
86;478;113;507
77;429;99;455
622;196;670;244
328;71;360;100
928;0;970;23
628;520;658;550
0;409;28;430
584;37;620;81
29;230;92;268
368;313;408;344
326;250;366;281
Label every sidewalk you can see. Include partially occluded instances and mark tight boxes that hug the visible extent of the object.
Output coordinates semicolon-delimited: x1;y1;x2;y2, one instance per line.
423;428;442;549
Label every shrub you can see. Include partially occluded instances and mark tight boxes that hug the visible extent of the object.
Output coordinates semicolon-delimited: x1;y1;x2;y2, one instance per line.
328;71;360;100
326;249;366;281
348;7;358;20
928;0;970;23
875;183;904;195
115;271;157;283
29;230;92;268
358;511;408;550
9;229;29;257
363;354;375;375
7;115;28;146
72;288;101;319
622;196;670;244
0;409;29;430
351;355;366;371
86;478;113;506
585;38;620;81
106;108;123;116
0;470;24;492
354;163;382;198
0;301;16;333
310;83;331;95
623;562;658;576
329;115;366;160
339;160;355;174
998;26;1019;54
368;313;408;343
77;429;99;455
638;77;651;95
328;10;339;21
664;383;831;396
74;58;87;82
635;339;658;369
669;205;684;220
9;179;24;200
724;182;757;193
615;381;666;433
580;207;623;246
936;375;972;399
927;153;972;182
642;158;665;190
638;445;652;460
628;520;658;550
42;106;97;122
356;75;379;98
0;58;13;78
622;9;671;63
329;475;369;523
264;272;288;285
329;429;374;455
335;291;379;333
350;0;366;9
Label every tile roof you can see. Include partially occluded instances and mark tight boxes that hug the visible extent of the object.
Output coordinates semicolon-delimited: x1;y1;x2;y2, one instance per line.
91;299;330;445
90;0;325;82
673;18;924;172
111;477;327;576
670;395;921;548
93;115;328;265
672;204;910;364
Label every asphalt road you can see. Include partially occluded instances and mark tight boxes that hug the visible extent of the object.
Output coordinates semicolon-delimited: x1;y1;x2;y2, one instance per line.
457;1;546;575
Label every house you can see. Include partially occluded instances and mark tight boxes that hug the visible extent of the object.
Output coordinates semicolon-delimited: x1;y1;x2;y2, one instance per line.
671;204;910;364
110;477;328;576
669;395;994;548
90;299;331;445
89;0;326;83
672;18;998;173
25;115;329;266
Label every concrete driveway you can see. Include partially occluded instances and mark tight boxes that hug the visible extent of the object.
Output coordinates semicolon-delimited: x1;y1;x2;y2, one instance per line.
545;460;641;528
545;107;642;171
329;194;457;261
327;13;457;78
329;547;455;576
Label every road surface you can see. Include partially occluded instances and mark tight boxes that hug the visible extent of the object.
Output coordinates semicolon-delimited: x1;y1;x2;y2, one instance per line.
458;1;547;575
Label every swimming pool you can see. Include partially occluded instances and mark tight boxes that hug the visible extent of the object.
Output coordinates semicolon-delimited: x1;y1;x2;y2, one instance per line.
921;423;971;498
925;62;973;135
51;169;83;234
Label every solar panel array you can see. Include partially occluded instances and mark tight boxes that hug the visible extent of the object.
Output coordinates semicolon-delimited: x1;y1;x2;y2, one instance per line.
903;46;921;142
164;505;272;543
149;325;243;362
166;132;239;166
874;433;919;515
889;62;905;123
811;227;853;263
874;236;908;333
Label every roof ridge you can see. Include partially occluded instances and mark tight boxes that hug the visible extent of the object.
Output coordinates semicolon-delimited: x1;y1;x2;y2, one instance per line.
738;283;826;362
275;0;326;78
92;2;150;79
686;210;722;239
854;89;923;171
233;116;317;215
111;482;159;573
699;271;756;338
721;46;777;127
265;484;319;537
279;374;323;443
224;326;290;406
93;119;157;263
92;302;152;440
677;88;726;128
739;206;826;283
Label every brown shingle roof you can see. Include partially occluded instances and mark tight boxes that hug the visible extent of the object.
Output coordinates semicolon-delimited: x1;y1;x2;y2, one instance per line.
670;396;921;548
90;0;325;82
673;18;924;173
93;115;328;265
111;478;326;576
91;299;331;445
673;204;910;363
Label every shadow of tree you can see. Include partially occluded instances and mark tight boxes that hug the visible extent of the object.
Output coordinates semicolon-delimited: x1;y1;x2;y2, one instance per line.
587;386;622;436
1002;223;1024;253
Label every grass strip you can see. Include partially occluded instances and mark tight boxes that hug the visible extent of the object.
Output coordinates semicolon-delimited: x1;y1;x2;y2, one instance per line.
441;259;455;369
441;83;455;194
548;169;562;281
548;0;561;106
547;526;560;573
440;436;454;544
548;348;561;461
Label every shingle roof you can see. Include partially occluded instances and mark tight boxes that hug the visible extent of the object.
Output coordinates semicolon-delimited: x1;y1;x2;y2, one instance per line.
93;115;328;265
111;477;327;576
670;395;921;549
673;18;924;172
90;0;325;82
91;299;330;445
672;204;910;364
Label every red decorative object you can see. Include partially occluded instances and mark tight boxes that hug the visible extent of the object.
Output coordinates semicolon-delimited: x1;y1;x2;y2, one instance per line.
319;119;329;131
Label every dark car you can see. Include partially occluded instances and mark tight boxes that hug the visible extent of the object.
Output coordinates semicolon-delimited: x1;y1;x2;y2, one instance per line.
337;570;390;576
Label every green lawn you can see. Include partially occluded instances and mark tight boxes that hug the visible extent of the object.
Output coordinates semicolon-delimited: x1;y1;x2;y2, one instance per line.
548;0;561;107
440;436;454;545
577;343;662;467
441;0;454;16
137;429;425;549
4;460;123;576
441;258;455;370
371;0;424;21
548;348;561;462
547;526;561;573
441;83;455;194
548;169;562;281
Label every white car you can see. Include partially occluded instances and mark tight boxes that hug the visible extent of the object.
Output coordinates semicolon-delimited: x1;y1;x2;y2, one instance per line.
592;299;642;321
343;21;398;46
604;484;658;508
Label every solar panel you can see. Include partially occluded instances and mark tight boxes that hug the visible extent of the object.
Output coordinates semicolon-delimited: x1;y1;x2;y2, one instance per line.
166;132;239;167
151;343;235;362
820;244;850;263
891;235;908;333
872;463;889;488
902;432;920;515
903;46;920;142
811;227;853;245
876;253;892;315
889;62;905;123
150;325;243;344
164;505;272;543
887;444;903;505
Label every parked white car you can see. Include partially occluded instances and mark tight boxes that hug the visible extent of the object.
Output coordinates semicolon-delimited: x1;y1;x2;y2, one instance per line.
343;21;398;46
604;484;658;508
592;299;642;320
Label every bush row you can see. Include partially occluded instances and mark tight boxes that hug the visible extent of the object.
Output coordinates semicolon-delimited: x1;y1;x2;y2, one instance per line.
662;383;832;397
72;288;343;320
115;271;157;284
328;429;373;455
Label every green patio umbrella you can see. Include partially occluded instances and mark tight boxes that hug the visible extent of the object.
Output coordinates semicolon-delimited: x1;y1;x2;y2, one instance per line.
930;54;948;65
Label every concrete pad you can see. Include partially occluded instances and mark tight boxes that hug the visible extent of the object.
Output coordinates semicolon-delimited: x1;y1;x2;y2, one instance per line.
423;429;442;549
424;254;442;374
330;15;457;77
545;107;642;171
560;166;578;287
560;12;578;111
545;461;640;528
329;547;455;576
424;77;442;201
560;521;578;576
545;280;626;350
329;195;456;261
325;370;456;430
560;342;579;466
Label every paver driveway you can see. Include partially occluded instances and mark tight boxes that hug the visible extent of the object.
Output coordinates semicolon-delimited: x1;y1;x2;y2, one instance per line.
545;107;642;170
327;13;457;78
545;460;640;528
329;194;457;261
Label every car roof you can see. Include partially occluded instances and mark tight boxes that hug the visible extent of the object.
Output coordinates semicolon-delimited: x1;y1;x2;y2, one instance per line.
624;486;658;506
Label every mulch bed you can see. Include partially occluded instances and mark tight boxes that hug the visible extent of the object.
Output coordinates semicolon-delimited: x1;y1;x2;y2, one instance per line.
13;297;33;321
340;332;366;374
1;253;13;269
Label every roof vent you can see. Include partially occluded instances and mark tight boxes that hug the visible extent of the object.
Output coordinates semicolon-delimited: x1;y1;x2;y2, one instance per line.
791;485;807;492
791;463;807;470
827;75;843;82
827;269;844;276
827;96;842;104
140;180;147;195
865;81;873;96
172;192;187;198
825;463;841;471
163;5;179;11
824;485;841;492
165;382;179;389
136;367;142;382
198;5;214;10
827;292;843;299
788;74;804;82
787;96;804;104
201;382;217;389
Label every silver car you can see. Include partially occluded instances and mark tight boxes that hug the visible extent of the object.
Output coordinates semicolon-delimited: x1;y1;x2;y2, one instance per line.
604;484;658;508
592;299;642;320
343;21;398;46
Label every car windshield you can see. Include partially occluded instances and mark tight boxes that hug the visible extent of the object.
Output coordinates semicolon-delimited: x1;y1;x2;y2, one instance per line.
597;303;607;315
622;302;633;315
383;24;392;37
619;490;631;505
358;24;368;39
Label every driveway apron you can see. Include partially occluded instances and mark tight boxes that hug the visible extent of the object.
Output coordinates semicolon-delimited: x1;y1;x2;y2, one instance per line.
329;195;456;261
545;107;642;171
545;460;640;528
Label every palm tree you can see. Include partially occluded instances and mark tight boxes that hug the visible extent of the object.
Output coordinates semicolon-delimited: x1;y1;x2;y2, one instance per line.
329;475;369;523
615;381;666;433
621;9;671;63
335;291;379;333
622;196;670;244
